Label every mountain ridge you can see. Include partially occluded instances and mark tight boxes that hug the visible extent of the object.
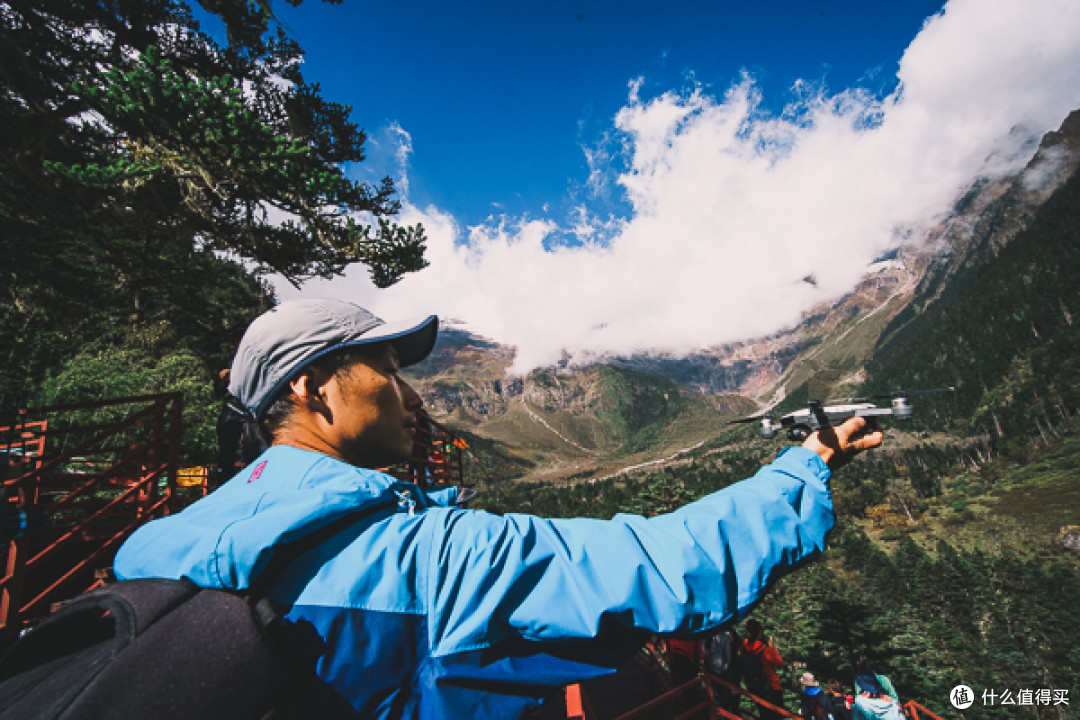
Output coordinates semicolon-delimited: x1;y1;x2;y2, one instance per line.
405;108;1080;485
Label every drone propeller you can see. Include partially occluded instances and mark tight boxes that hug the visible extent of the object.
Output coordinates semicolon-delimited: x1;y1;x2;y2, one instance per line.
905;386;957;397
828;386;957;404
726;413;772;425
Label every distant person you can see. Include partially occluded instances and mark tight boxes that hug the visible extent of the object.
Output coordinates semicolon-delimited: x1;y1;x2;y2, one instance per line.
667;637;705;712
214;368;265;482
115;298;882;719
704;625;741;713
740;619;786;719
826;678;854;720
852;655;904;720
798;672;838;720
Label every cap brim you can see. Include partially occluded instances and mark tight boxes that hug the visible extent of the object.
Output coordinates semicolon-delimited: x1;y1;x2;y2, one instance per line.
365;314;439;367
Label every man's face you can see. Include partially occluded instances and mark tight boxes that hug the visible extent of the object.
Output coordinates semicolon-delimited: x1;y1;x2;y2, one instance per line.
322;342;421;468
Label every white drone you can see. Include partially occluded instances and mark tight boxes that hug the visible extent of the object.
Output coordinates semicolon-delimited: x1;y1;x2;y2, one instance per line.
729;387;956;441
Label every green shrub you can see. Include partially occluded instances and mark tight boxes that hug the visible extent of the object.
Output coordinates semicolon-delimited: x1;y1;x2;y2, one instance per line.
32;338;218;462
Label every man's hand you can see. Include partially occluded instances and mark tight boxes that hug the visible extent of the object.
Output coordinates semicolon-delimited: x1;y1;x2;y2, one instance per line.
802;416;883;471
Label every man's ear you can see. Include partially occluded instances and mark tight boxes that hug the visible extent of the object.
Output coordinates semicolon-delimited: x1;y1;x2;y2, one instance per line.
289;366;334;416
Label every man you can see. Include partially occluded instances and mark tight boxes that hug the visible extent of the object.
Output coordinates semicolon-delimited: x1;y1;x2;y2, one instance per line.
826;678;856;720
115;298;883;719
666;636;705;710
704;624;741;713
852;655;905;720
741;618;785;718
798;672;839;720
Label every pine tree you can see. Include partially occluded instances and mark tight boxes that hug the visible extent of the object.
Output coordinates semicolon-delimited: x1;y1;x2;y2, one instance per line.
1;0;427;400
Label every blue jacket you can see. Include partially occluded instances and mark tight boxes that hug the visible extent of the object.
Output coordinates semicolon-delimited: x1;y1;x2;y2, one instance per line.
115;444;833;719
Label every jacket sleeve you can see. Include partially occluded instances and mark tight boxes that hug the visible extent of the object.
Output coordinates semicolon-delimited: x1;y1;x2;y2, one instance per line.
420;446;832;657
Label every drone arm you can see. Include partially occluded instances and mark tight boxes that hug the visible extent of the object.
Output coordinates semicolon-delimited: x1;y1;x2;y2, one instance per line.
833;406;894;420
808;400;830;429
815;406;896;427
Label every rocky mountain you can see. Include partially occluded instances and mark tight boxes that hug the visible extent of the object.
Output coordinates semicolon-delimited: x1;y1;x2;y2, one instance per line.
406;333;747;484
862;111;1080;441
405;109;1080;485
616;110;1080;408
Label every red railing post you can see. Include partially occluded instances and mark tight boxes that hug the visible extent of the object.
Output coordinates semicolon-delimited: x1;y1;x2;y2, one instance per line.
0;536;27;638
136;399;163;520
1;435;43;639
164;394;182;515
702;676;720;720
565;683;587;720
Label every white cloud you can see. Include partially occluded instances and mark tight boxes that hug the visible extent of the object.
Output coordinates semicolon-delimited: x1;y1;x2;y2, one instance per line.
283;0;1080;374
387;122;413;195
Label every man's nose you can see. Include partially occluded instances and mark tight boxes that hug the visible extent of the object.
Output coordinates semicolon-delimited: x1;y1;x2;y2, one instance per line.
398;375;422;410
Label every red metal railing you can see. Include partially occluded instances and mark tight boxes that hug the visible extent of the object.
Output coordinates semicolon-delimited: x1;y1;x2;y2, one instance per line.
706;676;801;719
385;409;468;490
0;394;182;639
581;671;944;720
602;672;800;720
904;700;945;720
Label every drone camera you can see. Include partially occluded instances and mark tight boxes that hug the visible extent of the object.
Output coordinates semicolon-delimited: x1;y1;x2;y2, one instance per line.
760;417;778;439
786;425;812;442
891;397;914;420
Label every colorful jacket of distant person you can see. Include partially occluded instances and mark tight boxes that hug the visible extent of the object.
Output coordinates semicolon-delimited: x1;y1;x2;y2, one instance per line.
115;444;833;719
742;638;785;691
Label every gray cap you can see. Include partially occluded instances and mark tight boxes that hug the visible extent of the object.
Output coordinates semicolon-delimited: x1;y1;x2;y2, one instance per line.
228;298;438;419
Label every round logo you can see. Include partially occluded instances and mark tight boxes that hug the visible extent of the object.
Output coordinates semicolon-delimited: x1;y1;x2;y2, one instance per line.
950;685;975;709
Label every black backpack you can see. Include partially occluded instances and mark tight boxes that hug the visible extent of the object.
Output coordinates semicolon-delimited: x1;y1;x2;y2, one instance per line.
738;643;768;695
0;513;365;720
704;631;733;675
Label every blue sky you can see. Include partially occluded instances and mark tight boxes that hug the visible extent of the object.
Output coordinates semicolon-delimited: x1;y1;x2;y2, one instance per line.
273;0;947;229
264;0;1080;373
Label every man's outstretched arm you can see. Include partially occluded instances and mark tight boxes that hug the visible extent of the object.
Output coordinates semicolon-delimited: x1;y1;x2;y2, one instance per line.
421;417;882;656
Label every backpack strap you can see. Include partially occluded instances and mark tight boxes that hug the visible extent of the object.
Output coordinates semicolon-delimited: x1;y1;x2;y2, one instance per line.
0;591;138;677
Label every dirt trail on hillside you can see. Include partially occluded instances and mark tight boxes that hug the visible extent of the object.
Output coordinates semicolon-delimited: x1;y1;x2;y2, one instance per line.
586;439;711;484
521;401;597;455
